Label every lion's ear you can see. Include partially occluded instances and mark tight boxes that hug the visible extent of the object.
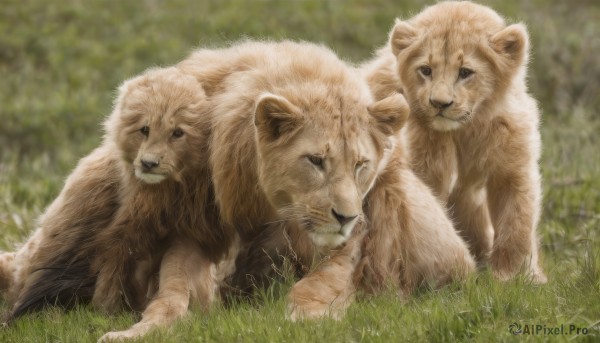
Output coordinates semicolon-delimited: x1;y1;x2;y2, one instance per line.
254;93;304;141
490;23;529;66
390;19;418;56
368;93;409;136
103;75;142;136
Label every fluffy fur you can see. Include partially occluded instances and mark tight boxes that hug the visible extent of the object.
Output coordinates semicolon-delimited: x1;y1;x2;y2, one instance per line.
2;34;478;339
1;67;225;322
354;147;475;295
363;1;546;282
99;236;239;342
1;145;122;319
235;133;477;321
0;252;15;293
90;66;227;313
231;40;480;320
98;40;408;340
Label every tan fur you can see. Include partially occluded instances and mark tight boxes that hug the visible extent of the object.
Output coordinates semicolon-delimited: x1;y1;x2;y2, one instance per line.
0;252;15;293
0;67;225;321
99;41;407;340
89;66;229;313
364;1;546;282
178;41;405;249
287;229;365;321
99;236;240;342
3;36;473;337
357;147;475;295
283;140;476;321
2;145;122;310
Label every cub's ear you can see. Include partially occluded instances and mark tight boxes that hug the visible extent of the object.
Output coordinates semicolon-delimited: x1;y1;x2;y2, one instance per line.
368;93;409;136
490;23;529;66
103;75;143;135
254;93;304;141
390;19;418;56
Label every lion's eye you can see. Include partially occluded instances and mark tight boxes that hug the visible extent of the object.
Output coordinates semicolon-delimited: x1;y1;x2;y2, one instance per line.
458;68;474;79
172;128;184;138
419;66;432;77
307;155;324;169
140;126;150;136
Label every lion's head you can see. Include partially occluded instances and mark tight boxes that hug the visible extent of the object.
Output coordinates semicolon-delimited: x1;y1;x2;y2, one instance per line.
253;78;408;249
105;67;208;184
390;1;529;131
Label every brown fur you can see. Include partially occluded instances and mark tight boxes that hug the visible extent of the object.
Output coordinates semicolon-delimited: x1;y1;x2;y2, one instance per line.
282;139;476;321
2;145;121;319
356;147;475;295
178;41;406;248
231;43;479;321
222;38;479;320
227;222;317;298
90;67;227;313
99;40;408;340
0;252;15;293
1;67;225;321
364;1;546;282
99;237;238;342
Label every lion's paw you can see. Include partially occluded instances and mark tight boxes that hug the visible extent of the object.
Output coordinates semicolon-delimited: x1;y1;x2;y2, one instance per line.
98;328;143;343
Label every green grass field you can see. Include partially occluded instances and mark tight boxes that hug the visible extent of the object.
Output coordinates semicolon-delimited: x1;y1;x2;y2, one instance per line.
1;0;599;342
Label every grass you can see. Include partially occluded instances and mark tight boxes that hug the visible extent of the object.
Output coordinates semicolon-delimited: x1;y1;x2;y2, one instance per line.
1;0;599;341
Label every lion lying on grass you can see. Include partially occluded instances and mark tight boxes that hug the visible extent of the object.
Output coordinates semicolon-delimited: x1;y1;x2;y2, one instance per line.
1;40;415;340
100;40;414;340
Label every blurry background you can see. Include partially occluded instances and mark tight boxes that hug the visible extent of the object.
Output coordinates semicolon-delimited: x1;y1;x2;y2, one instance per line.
1;0;598;299
1;1;599;341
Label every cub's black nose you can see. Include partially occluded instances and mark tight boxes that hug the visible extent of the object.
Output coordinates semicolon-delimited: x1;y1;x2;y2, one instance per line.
332;209;358;226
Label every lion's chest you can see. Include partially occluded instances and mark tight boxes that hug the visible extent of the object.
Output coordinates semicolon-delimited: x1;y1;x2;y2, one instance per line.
126;187;192;237
452;120;513;188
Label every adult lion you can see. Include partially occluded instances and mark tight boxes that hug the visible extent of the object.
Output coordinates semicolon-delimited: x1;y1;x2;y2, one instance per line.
1;41;410;340
231;119;477;321
362;1;546;283
99;40;413;340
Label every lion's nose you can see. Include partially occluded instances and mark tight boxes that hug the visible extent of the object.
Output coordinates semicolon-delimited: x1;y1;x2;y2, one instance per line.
331;209;358;226
141;159;160;171
429;98;454;109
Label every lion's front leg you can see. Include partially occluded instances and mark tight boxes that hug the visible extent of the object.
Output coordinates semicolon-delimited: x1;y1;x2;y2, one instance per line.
91;245;129;314
447;182;494;266
398;169;476;290
91;216;142;313
99;238;215;342
487;167;546;283
286;234;362;321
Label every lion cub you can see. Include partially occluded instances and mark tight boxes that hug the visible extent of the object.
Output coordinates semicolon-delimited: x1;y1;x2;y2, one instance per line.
2;66;230;320
363;1;546;282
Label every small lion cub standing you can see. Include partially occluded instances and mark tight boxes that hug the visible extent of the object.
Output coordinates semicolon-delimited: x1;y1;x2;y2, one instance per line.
363;1;546;282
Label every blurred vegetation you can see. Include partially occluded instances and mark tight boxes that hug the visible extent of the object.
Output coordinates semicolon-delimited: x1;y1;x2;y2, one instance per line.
1;0;598;156
0;0;599;341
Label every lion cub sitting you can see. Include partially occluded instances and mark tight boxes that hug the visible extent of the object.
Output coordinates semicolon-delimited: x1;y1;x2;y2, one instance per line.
1;66;229;321
363;1;546;282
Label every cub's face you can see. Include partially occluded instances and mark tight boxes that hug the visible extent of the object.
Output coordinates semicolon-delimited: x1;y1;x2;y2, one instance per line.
106;67;207;184
254;92;408;248
389;2;529;131
397;38;495;132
